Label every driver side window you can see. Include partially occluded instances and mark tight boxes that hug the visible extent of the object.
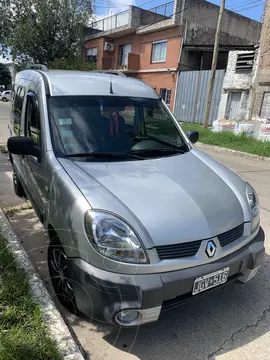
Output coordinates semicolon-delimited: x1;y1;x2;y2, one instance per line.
25;93;41;147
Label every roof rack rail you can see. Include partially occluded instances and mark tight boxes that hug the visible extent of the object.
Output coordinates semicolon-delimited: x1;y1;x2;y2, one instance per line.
91;70;126;77
26;64;48;72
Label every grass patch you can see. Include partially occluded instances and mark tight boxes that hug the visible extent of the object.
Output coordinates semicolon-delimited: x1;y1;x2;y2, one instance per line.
0;236;62;360
180;122;270;158
2;201;33;215
0;145;8;154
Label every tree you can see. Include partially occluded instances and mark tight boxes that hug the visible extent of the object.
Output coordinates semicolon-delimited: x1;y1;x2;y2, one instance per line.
0;0;13;57
48;57;96;71
0;64;11;86
1;0;93;67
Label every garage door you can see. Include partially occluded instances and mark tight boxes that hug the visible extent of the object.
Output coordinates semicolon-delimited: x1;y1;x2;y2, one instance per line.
261;92;270;119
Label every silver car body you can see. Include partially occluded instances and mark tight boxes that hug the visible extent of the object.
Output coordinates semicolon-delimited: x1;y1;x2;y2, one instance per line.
8;70;265;326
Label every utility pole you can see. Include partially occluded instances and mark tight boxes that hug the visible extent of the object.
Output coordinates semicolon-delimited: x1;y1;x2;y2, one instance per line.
203;0;226;128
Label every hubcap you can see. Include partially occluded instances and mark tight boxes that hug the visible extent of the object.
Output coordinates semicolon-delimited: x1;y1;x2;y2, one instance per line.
51;248;74;302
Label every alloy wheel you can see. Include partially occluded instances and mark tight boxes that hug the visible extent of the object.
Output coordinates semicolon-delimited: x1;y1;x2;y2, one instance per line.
50;248;74;302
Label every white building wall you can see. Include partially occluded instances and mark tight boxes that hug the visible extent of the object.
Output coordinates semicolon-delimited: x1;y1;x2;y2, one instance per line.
217;48;259;121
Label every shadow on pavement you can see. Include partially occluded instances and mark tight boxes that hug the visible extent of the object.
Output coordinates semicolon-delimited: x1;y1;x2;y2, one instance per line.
101;256;270;360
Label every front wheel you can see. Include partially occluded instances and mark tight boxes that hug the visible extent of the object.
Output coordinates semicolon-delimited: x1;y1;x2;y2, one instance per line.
1;97;7;102
12;167;26;197
48;234;78;313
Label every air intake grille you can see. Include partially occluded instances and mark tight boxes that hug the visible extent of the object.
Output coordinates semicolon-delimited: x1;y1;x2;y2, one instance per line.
156;223;245;260
156;240;202;260
218;223;244;247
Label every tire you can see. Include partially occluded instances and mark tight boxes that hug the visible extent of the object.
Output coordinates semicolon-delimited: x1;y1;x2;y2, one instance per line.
12;167;26;198
2;97;7;102
48;234;78;313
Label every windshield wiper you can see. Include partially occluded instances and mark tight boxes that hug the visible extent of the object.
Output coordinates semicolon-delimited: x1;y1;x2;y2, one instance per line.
129;148;186;155
63;152;144;160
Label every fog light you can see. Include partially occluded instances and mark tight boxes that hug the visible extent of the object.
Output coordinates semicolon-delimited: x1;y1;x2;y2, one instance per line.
116;310;139;325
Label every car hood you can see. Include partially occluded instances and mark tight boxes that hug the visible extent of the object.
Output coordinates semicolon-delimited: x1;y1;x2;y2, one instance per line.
58;149;250;248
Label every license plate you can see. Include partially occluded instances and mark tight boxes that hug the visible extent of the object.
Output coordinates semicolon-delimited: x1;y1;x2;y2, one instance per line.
192;267;230;295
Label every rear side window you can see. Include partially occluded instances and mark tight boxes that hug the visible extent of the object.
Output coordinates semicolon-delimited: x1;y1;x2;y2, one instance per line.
13;85;25;135
25;93;41;147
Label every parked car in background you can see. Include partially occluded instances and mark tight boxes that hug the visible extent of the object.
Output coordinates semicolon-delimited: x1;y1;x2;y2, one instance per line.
7;68;265;327
0;90;12;102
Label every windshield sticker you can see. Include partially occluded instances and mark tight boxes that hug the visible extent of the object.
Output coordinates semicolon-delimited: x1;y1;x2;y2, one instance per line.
60;130;73;137
58;118;73;126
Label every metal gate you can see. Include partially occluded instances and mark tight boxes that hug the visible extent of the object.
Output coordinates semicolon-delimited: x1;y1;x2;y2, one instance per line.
226;92;242;120
174;70;225;125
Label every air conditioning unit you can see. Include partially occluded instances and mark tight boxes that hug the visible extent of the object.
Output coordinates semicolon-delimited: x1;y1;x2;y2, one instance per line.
104;42;114;52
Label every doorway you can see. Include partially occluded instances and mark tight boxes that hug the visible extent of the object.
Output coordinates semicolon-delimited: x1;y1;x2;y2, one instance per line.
226;92;242;120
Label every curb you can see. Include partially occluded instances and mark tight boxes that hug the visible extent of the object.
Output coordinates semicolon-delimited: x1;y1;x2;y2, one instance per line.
0;208;85;360
196;142;270;162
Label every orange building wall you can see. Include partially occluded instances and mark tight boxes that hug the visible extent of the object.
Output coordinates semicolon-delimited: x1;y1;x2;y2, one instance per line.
84;26;182;110
130;72;178;110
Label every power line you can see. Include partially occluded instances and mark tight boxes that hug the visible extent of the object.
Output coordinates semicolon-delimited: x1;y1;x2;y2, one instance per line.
195;0;264;24
232;2;265;12
225;0;261;7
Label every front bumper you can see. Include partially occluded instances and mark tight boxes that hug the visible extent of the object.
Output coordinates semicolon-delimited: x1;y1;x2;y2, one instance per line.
67;227;265;326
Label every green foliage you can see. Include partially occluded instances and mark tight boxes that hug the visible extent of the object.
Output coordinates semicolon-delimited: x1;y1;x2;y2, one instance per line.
0;236;62;360
49;57;96;71
1;0;93;67
180;122;270;158
0;64;11;86
0;0;13;57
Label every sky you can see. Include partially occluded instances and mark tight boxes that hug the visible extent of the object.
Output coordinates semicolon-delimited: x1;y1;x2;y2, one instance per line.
0;0;265;63
94;0;266;22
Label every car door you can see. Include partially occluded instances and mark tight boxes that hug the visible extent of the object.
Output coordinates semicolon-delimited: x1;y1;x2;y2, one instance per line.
9;81;27;186
23;91;48;222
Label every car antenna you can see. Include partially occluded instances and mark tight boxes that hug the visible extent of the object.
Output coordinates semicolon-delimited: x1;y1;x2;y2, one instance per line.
110;74;113;94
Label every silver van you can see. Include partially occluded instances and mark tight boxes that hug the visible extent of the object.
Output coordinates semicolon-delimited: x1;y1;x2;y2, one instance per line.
8;68;265;327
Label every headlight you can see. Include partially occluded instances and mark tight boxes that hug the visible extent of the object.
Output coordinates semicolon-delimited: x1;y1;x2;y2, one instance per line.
246;183;260;232
84;211;148;264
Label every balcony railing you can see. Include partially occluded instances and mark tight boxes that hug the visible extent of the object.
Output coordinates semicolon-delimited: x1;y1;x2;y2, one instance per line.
92;10;129;32
149;1;174;17
102;53;140;71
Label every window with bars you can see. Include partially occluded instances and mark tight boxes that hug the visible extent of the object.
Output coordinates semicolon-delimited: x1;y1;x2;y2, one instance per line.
86;47;98;63
160;88;172;105
151;40;167;63
235;51;255;73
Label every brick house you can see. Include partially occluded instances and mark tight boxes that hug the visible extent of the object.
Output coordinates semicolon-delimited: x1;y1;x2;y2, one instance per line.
83;2;183;110
83;0;261;114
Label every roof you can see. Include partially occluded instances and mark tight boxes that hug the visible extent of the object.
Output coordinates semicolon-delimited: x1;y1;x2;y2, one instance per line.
41;70;159;98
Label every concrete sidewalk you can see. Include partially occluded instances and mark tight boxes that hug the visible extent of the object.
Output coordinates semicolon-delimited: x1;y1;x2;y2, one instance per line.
1;147;270;360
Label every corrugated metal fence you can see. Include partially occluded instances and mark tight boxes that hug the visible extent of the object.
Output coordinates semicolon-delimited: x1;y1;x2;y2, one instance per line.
174;70;225;125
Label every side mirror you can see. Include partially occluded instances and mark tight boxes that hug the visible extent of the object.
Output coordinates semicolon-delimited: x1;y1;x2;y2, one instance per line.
7;136;41;158
186;130;199;144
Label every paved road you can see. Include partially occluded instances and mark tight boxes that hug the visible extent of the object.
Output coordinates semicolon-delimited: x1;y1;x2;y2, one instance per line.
1;101;270;360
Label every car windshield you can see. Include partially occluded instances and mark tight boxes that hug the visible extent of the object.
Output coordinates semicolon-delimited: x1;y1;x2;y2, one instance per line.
48;96;188;161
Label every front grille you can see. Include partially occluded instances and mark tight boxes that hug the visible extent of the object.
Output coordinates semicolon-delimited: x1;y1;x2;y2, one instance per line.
156;223;245;260
218;223;244;247
156;240;202;260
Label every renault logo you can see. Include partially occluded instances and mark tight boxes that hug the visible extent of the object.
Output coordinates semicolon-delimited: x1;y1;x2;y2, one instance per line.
206;241;216;258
